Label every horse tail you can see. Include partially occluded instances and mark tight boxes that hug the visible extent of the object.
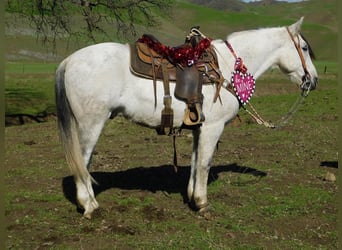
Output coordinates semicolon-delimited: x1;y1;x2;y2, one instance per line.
55;60;96;185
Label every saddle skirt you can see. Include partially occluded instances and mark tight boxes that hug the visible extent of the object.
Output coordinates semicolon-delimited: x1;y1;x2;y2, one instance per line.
130;42;176;81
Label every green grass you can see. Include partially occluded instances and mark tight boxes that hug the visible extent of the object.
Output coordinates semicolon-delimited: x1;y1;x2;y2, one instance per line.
261;185;333;218
5;83;337;248
5;61;58;74
5;61;56;116
172;0;337;60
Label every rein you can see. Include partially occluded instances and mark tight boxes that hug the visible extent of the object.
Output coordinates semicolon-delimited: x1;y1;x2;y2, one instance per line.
273;27;313;128
273;93;308;129
224;27;312;129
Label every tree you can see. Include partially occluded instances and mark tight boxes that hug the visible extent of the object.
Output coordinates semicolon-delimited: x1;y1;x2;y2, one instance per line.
6;0;172;48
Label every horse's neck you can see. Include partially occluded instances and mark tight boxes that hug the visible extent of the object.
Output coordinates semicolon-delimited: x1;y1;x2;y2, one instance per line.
222;27;284;79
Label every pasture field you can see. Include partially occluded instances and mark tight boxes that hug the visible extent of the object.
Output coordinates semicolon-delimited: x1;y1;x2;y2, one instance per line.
5;62;57;120
5;61;337;249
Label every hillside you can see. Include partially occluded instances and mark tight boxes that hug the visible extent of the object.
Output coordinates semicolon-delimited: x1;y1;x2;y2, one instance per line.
170;0;336;61
5;0;337;61
188;0;246;11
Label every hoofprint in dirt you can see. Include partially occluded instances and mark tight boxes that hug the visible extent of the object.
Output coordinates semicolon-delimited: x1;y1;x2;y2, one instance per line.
5;76;337;248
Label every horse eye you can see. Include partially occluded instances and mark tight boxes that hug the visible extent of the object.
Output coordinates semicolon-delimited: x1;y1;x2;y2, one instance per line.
302;45;308;51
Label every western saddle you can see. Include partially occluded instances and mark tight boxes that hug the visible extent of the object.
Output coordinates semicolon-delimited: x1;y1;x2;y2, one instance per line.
130;27;224;135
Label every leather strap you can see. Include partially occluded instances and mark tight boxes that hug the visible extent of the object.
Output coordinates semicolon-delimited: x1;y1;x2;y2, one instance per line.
225;40;238;59
147;46;158;108
161;63;170;96
157;63;173;135
286;27;310;77
211;61;225;103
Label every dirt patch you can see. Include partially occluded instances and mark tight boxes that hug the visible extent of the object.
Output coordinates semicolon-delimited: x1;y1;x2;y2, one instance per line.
5;113;56;126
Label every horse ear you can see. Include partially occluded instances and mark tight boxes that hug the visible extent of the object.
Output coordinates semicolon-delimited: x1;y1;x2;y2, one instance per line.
288;16;304;36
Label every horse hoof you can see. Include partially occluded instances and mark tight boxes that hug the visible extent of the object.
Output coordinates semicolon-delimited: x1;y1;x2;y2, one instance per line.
197;202;210;213
83;211;92;219
82;201;99;219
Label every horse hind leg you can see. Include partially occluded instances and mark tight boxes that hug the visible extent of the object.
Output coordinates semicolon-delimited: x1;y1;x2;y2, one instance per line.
64;114;108;218
74;174;99;219
56;64;105;218
75;117;109;218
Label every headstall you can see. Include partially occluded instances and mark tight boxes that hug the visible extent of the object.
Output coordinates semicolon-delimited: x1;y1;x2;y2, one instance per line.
286;27;312;97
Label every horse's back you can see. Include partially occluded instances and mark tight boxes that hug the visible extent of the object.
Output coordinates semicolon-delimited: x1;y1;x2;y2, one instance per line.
68;42;128;57
62;42;129;70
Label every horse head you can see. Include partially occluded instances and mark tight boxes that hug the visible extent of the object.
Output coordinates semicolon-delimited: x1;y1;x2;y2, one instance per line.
278;17;318;95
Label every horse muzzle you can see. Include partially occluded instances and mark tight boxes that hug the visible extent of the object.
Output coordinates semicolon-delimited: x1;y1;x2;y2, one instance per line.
301;74;318;96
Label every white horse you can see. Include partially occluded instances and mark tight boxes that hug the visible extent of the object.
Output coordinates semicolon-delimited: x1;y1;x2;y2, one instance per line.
55;17;318;218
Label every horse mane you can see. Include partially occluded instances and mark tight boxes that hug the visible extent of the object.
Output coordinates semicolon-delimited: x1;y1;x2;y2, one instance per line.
226;27;316;60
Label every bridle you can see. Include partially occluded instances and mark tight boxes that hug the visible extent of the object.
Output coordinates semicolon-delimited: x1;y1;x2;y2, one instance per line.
286;27;312;97
222;27;315;129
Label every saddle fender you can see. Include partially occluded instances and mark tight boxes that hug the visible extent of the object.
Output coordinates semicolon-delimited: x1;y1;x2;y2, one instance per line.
175;65;203;102
175;65;204;125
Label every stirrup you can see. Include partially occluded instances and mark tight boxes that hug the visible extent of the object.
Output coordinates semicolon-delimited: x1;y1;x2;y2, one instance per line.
183;103;205;126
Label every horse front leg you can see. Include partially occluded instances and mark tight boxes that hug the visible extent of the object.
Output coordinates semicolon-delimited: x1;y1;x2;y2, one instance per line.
187;123;225;212
187;129;199;208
